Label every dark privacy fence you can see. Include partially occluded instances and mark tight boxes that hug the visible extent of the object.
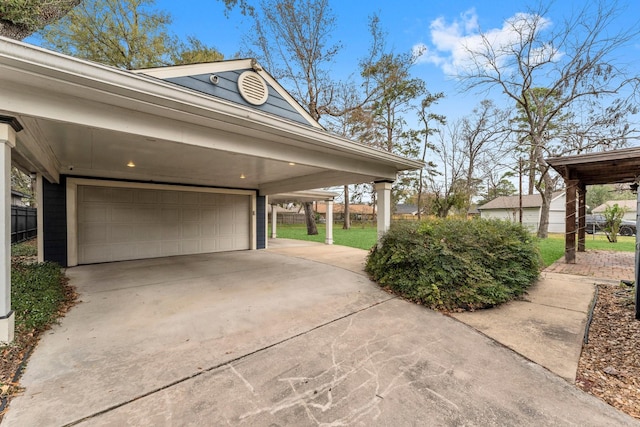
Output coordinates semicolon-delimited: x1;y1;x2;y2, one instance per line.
12;206;37;243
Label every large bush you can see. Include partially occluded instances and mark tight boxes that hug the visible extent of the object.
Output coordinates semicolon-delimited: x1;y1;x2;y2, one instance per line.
366;218;542;311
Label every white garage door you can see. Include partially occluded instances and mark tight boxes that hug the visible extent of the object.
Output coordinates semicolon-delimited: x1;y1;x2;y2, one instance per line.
77;185;250;264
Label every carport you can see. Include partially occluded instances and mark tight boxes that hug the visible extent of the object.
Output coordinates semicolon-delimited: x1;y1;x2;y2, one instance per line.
547;146;640;319
0;36;422;343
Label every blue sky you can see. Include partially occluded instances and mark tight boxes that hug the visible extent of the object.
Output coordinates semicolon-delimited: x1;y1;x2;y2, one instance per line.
153;0;640;131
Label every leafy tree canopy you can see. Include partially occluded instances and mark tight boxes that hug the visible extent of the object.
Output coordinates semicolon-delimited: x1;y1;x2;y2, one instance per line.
0;0;81;39
38;0;222;69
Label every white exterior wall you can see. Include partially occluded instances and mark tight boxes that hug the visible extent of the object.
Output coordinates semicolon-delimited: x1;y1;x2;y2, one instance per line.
480;208;539;232
480;209;516;221
548;193;566;234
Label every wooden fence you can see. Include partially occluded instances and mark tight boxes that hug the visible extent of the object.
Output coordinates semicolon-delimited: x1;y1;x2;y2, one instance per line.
11;206;37;243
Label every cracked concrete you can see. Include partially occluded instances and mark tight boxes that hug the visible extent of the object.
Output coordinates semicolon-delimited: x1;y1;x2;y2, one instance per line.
2;242;637;426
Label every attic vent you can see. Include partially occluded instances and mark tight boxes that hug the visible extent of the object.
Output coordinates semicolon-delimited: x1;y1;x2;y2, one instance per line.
237;71;269;106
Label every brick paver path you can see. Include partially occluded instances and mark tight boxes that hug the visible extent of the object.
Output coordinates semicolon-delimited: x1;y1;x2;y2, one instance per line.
544;250;635;281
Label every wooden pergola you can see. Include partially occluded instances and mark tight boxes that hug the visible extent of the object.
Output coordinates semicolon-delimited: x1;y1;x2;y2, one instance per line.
547;146;640;320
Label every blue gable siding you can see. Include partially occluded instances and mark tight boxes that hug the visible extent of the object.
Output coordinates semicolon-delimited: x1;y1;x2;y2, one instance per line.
256;195;266;249
43;176;67;267
165;70;313;127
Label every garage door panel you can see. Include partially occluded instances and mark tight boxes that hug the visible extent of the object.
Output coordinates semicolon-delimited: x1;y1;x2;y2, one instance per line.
161;191;181;204
79;205;107;223
134;224;163;241
137;190;161;204
79;224;108;244
111;188;134;203
161;241;182;256
110;224;135;243
162;224;181;240
161;208;180;223
182;192;200;205
182;240;200;254
201;223;218;237
132;242;161;258
80;186;109;203
77;185;251;264
112;207;135;222
182;207;200;222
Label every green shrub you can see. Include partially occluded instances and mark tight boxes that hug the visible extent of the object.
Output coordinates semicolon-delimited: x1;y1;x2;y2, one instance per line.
365;218;542;311
11;241;37;257
11;262;67;331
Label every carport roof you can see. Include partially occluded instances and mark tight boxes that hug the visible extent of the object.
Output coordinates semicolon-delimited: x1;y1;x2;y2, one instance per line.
547;147;640;185
0;37;422;195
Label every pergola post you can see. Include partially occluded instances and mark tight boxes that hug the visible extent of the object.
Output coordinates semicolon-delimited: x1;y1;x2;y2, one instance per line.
270;203;277;239
0;123;15;344
325;199;333;245
375;180;393;243
577;183;586;252
636;186;640;320
565;179;578;264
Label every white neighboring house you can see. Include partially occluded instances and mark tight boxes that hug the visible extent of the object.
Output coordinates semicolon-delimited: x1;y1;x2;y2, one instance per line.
478;191;566;233
592;200;637;221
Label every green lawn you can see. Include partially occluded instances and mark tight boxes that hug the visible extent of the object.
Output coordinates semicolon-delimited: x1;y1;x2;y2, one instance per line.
271;223;378;250
272;224;636;266
540;233;635;266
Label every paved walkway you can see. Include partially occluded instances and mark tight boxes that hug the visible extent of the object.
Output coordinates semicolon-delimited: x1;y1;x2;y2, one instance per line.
545;250;635;281
269;239;635;383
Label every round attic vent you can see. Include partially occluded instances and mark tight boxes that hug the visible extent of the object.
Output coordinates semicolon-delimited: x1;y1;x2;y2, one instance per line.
237;71;269;106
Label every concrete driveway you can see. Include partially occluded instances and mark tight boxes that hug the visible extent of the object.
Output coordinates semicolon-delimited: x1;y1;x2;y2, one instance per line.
3;248;637;426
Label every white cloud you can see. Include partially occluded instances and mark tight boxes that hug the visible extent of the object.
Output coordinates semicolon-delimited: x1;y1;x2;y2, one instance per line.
414;9;555;76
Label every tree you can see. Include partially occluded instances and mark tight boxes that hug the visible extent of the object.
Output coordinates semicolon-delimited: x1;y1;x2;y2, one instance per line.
477;175;517;206
39;0;222;69
246;0;342;123
602;203;627;243
361;49;426;154
415;93;445;219
586;184;635;213
429;122;470;218
246;0;344;235
171;36;224;65
0;0;81;39
459;100;509;204
457;1;640;238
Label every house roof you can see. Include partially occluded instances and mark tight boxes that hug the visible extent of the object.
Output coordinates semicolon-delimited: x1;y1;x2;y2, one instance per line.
395;204;418;215
0;37;422;196
592;200;637;213
478;191;564;210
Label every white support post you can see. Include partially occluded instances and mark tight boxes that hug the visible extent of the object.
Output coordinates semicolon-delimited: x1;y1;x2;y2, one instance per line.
271;204;277;239
374;181;393;244
36;173;44;263
0;123;15;344
325;199;334;245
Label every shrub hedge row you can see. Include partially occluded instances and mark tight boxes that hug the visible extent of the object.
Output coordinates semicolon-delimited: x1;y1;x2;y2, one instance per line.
365;218;542;311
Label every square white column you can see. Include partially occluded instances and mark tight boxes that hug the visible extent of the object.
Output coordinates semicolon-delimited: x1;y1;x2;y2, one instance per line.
374;181;393;243
325;199;333;245
271;204;277;239
0;123;16;344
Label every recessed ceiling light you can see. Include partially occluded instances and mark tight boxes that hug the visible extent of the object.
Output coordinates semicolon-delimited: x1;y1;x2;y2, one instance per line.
127;161;135;168
240;173;246;179
288;162;296;166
